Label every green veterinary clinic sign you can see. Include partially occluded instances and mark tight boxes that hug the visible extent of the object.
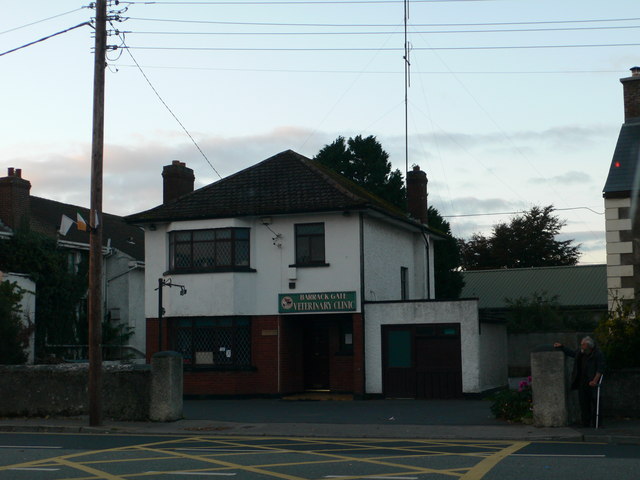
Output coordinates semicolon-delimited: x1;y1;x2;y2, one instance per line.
279;291;357;313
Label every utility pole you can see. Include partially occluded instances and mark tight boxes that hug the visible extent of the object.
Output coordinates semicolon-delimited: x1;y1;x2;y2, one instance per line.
88;0;107;427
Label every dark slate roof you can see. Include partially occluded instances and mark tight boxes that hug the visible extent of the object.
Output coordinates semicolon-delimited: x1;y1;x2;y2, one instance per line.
603;120;640;197
126;150;428;232
460;264;607;309
29;196;144;261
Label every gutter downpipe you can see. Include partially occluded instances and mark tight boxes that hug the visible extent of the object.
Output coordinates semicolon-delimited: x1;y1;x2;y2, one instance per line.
421;230;431;299
359;212;366;398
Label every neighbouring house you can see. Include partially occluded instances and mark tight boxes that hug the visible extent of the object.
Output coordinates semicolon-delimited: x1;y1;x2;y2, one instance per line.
0;167;146;361
603;66;640;308
461;265;607;376
126;151;507;398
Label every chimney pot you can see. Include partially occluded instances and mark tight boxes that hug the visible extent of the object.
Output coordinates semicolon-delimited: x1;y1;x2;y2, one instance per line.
0;167;31;230
162;161;195;204
406;165;429;225
620;66;640;121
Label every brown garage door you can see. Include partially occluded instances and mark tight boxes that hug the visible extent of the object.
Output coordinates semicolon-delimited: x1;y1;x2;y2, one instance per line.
382;323;463;399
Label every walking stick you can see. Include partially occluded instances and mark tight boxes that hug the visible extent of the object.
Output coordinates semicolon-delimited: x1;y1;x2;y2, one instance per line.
595;374;603;429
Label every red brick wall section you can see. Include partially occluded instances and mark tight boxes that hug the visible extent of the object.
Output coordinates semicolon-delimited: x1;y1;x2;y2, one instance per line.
352;313;365;395
181;316;281;396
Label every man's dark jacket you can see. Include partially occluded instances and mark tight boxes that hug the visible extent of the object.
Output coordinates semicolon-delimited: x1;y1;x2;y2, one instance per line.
559;345;606;390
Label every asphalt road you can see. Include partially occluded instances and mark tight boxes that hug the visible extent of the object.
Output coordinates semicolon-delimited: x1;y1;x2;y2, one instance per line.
1;432;639;480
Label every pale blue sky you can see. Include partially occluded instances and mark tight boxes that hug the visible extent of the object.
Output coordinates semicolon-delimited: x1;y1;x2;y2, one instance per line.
2;0;639;264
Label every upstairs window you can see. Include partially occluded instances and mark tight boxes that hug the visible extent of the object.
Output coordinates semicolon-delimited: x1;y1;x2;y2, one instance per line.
169;228;250;272
401;266;408;300
295;222;326;266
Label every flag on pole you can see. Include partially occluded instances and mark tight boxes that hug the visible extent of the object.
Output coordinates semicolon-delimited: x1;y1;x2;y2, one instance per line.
77;213;88;232
59;214;75;236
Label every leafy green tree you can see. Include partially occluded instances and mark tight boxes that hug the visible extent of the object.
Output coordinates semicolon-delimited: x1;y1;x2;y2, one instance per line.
0;229;88;358
0;280;28;364
315;135;463;299
314;135;406;209
595;296;640;369
428;206;464;299
459;205;580;270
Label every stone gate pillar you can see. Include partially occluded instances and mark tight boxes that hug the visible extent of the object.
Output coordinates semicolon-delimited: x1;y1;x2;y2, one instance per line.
531;349;568;427
150;351;183;422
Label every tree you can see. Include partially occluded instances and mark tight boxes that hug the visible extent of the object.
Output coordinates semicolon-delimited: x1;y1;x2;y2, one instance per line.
0;280;28;364
428;206;464;299
315;135;463;299
459;205;580;270
0;229;88;359
314;135;406;209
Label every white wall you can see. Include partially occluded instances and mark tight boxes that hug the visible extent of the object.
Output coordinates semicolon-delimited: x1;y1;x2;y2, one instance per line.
479;322;508;391
3;272;36;364
362;216;428;301
363;299;498;395
105;251;145;357
143;212;363;318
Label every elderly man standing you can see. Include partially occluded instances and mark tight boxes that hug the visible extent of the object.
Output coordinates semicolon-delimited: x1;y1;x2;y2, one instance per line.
554;337;606;428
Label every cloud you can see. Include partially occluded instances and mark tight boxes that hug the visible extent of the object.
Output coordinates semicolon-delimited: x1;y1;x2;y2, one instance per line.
529;170;592;185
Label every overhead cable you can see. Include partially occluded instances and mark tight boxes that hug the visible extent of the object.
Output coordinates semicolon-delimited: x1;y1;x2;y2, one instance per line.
119;35;222;179
0;7;87;36
0;22;90;57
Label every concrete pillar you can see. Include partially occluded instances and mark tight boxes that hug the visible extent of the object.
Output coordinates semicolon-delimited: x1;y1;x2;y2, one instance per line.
531;350;567;427
150;351;183;422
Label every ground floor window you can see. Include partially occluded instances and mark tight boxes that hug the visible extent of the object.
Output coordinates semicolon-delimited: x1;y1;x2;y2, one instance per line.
172;317;251;369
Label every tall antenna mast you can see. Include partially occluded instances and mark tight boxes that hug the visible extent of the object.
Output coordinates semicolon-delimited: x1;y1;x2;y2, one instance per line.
403;0;411;178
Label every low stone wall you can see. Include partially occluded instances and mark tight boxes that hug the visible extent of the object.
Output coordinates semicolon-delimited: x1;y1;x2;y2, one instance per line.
0;352;183;421
600;368;640;418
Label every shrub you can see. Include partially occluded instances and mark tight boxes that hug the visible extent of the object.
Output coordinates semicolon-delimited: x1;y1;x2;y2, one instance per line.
595;295;640;369
0;280;29;364
489;377;532;422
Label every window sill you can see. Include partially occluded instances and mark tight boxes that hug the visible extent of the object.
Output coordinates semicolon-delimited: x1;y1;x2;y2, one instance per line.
288;263;330;268
165;267;257;275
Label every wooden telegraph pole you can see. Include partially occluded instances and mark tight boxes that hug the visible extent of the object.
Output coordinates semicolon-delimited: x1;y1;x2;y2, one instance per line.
88;0;107;427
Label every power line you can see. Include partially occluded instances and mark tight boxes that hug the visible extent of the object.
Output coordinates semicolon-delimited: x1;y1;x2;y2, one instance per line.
0;22;90;57
113;64;623;74
119;35;222;179
443;206;604;218
126;24;640;36
127;0;486;5
122;42;640;52
0;7;87;36
124;15;640;27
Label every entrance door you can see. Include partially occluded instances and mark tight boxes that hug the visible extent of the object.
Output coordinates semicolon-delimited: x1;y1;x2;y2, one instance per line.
303;319;330;390
382;323;462;399
415;324;462;399
382;327;415;398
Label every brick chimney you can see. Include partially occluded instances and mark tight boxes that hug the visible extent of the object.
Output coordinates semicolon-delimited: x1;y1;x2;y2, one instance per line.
162;161;194;204
0;167;31;231
621;66;640;122
406;165;428;225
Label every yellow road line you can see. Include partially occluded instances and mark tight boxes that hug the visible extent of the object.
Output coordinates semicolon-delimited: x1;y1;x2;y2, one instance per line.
55;457;128;480
137;445;310;480
460;441;529;480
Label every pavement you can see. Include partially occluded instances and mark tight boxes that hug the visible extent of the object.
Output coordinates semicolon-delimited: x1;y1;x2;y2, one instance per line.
1;397;640;444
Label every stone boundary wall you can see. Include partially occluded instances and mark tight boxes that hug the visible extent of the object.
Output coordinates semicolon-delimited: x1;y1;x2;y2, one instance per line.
0;352;183;421
600;368;640;418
